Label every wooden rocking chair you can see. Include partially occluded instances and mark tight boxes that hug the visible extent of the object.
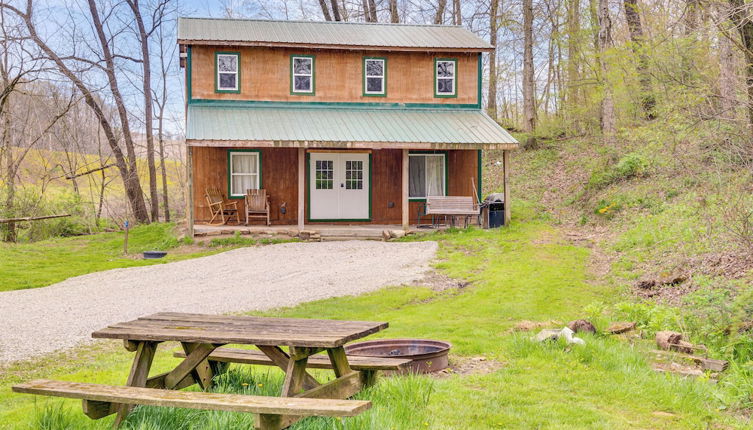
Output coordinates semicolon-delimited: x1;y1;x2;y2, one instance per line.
244;189;270;226
205;187;239;225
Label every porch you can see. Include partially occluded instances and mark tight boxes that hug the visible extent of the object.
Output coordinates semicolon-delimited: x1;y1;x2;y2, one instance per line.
193;223;450;241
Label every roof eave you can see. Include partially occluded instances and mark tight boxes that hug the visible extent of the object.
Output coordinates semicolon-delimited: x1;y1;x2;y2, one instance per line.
185;139;518;150
177;39;494;53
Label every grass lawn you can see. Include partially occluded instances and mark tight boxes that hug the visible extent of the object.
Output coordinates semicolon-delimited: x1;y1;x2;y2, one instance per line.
0;224;288;292
0;220;745;429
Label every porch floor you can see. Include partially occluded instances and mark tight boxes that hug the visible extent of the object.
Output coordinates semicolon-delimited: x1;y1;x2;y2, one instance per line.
193;223;450;240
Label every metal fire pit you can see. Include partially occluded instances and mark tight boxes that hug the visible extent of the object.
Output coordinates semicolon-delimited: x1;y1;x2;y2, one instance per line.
345;339;451;374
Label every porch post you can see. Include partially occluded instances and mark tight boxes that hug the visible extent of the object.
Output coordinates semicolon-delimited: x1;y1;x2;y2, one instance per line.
402;149;409;230
298;148;305;231
503;149;511;226
186;145;194;238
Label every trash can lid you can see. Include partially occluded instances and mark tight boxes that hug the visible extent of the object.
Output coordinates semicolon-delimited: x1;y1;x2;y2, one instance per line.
484;193;505;203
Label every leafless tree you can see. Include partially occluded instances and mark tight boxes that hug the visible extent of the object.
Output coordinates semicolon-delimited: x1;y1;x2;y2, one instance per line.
597;0;616;144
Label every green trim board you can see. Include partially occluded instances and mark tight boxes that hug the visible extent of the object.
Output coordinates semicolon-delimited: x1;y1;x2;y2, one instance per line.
305;151;372;222
226;149;262;199
186;47;193;101
434;58;458;98
362;57;387;97
187;98;481;110
214;51;241;94
290;54;316;96
477;149;483;201
477;53;482;108
407;150;449;201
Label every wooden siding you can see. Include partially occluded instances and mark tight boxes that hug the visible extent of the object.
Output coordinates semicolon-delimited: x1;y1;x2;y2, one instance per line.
193;148;479;225
190;46;478;105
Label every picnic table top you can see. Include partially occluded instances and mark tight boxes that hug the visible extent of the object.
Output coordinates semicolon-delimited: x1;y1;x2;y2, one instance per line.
91;312;388;348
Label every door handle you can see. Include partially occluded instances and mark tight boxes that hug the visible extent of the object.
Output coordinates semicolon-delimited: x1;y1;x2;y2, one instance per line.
340;183;344;188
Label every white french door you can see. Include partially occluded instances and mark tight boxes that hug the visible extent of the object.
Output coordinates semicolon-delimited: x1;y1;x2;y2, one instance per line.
309;152;370;220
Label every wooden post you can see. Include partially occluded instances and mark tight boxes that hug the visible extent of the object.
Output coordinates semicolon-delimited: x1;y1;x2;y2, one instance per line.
401;149;409;230
186;145;195;238
298;148;305;231
503;150;511;226
123;221;129;255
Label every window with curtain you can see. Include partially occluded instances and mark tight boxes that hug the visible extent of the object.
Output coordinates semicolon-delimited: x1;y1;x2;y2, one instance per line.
409;154;445;199
229;152;260;197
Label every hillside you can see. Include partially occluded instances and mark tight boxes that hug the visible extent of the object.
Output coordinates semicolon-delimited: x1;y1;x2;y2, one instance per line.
483;124;753;410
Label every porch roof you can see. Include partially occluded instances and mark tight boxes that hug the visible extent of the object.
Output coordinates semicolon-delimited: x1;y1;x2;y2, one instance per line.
186;104;519;150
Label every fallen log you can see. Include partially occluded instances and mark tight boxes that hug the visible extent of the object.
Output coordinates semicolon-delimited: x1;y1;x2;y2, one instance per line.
0;214;70;224
656;331;683;351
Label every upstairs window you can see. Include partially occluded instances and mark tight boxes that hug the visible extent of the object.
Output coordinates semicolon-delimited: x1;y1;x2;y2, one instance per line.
291;55;315;94
363;57;386;96
434;58;457;97
409;153;446;199
216;52;240;93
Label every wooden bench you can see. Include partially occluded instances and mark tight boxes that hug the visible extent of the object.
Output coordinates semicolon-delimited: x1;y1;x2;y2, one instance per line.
175;347;411;372
13;379;370;430
420;196;480;228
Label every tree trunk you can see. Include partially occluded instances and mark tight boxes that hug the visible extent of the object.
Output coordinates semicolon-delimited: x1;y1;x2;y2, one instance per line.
361;0;372;21
719;12;737;120
566;0;580;116
597;0;616;144
435;0;447;24
318;0;333;20
728;0;753;138
522;0;537;139
330;0;342;21
389;0;399;22
453;0;462;25
487;0;499;119
1;106;15;242
623;0;655;119
127;0;159;222
368;0;378;22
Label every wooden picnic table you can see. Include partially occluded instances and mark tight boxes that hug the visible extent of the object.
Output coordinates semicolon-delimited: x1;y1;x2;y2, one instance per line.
91;312;388;428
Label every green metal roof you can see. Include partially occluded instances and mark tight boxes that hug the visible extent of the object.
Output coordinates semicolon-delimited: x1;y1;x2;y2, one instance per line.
186;104;518;149
178;17;493;51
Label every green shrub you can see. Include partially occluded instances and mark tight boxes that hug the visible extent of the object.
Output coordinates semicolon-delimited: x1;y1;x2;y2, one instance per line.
587;152;650;191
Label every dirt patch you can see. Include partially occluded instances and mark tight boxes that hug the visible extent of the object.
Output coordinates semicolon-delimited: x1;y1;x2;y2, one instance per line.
433;355;506;378
412;270;471;292
510;320;562;332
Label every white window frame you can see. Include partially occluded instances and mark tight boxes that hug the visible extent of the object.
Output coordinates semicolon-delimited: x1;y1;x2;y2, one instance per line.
435;59;456;96
291;56;314;94
228;151;260;197
408;153;446;200
216;53;239;92
364;58;385;95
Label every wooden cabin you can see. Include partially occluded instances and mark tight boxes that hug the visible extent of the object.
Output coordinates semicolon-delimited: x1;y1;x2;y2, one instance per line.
178;18;518;234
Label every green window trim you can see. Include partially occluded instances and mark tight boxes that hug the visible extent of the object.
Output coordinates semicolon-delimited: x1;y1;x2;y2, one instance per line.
434;58;458;98
362;57;387;97
215;51;241;94
290;54;316;96
408;150;449;201
227;149;262;199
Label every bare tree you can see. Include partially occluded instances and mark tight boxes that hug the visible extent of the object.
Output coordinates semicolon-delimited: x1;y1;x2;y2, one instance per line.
389;0;399;22
434;0;447;24
368;0;377;21
523;0;537;144
728;0;753;137
488;0;499;120
318;0;333;20
1;1;151;223
330;0;342;20
453;0;462;25
623;0;655;119
565;0;580;117
597;0;616;144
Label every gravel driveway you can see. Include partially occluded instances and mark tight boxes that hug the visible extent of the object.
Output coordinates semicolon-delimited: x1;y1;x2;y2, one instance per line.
0;240;437;363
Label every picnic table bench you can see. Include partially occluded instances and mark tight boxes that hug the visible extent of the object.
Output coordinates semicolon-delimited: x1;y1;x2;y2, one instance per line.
419;195;480;228
12;312;396;430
